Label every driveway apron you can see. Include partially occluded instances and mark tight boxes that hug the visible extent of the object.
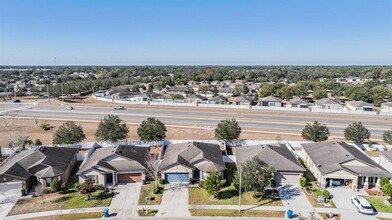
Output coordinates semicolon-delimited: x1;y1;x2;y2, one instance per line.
109;183;141;218
157;184;190;217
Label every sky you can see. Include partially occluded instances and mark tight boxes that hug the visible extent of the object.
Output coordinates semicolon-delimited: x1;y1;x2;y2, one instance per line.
0;0;391;65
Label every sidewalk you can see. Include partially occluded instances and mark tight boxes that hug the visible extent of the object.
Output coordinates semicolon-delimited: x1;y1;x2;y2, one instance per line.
4;207;104;220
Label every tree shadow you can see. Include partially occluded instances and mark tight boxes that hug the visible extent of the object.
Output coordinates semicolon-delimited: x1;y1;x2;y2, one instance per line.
278;185;302;201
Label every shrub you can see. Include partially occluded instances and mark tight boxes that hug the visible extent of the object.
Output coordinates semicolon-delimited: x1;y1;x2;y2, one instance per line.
382;183;392;197
42;188;51;194
94;184;105;190
21;188;27;196
143;179;147;185
74;182;82;191
158;178;164;185
299;177;307;187
322;190;330;199
34;139;42;146
153;187;160;194
270;179;276;187
381;177;390;187
40;121;51;131
199;180;205;189
204;170;222;197
220;179;227;186
50;178;60;192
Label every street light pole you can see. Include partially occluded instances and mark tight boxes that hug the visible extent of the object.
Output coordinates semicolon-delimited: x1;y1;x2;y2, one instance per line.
239;165;242;212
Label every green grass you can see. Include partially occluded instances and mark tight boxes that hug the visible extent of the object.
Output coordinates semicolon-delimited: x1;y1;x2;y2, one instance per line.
138;183;163;205
137;209;159;216
62;190;112;209
189;186;282;206
362;196;392;213
28;212;103;220
189;209;285;217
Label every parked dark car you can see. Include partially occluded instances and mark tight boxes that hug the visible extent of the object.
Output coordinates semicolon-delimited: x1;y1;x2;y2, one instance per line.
13;99;21;103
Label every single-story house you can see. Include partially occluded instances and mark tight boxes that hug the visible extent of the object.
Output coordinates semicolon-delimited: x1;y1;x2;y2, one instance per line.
379;151;392;174
287;98;309;108
77;145;149;186
381;102;392;113
258;96;285;107
160;142;225;183
125;93;150;102
0;146;78;190
315;98;342;110
185;94;207;103
235;144;305;186
302;141;392;190
228;96;252;106
207;96;227;105
165;86;192;97
218;87;234;97
346;101;374;112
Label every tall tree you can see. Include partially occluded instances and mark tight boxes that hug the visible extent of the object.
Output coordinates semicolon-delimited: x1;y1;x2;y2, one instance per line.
301;121;330;142
145;151;161;189
383;129;392;145
344;122;371;143
95;114;129;142
240;157;274;197
204;169;222;198
215;118;242;142
53;121;86;144
137;117;167;142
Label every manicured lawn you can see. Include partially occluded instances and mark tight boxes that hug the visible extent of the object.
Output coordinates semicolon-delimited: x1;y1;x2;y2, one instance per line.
137;209;159;216
138;183;163;205
188;186;282;206
362;196;392;213
189;209;285;217
8;190;112;216
28;212;103;220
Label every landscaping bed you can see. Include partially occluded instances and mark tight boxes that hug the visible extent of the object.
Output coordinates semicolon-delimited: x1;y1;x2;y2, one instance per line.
137;209;159;216
362;196;392;213
8;190;112;216
318;212;340;220
189;209;285;217
189;186;282;206
27;212;103;220
138;183;163;205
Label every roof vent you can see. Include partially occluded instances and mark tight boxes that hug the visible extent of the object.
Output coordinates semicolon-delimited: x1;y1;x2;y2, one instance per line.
345;154;350;157
119;151;122;154
317;164;322;167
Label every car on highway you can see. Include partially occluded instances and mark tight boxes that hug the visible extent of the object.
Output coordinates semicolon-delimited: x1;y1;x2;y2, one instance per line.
66;106;74;110
351;196;374;214
13;99;21;103
114;105;125;110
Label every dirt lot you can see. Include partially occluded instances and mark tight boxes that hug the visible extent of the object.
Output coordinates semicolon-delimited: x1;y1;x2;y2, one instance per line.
0;118;307;146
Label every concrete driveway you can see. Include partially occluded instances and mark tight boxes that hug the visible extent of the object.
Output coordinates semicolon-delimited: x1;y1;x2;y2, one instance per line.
109;183;142;218
328;187;376;220
156;184;190;217
0;183;22;219
278;184;314;218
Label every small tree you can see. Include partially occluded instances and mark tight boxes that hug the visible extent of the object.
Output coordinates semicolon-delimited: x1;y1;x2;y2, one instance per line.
137;117;167;142
382;183;392;197
53;121;86;144
299;177;307;187
241;157;274;197
381;177;390;187
344;122;371;143
34;139;42;146
145;151;161;189
301;121;330;142
39;121;51;131
95;114;129;142
204;170;222;198
8;132;33;151
383;129;392;145
215;118;242;142
80;178;94;200
50;178;60;192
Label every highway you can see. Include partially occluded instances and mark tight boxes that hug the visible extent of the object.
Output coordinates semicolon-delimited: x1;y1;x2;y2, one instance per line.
1;103;391;138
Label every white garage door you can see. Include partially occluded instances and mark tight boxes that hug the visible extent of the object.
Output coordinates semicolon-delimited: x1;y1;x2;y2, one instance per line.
275;172;300;186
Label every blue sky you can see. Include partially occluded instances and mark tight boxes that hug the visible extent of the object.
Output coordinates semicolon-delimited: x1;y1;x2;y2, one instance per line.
0;0;391;65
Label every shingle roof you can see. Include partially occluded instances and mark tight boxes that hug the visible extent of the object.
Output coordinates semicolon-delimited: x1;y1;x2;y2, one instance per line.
0;147;78;180
160;142;225;172
186;94;207;101
315;98;340;105
289;98;308;105
77;145;149;174
259;96;284;103
208;96;227;102
380;151;392;163
302;141;392;177
228;96;252;103
382;102;392;107
346;100;374;107
235;144;305;172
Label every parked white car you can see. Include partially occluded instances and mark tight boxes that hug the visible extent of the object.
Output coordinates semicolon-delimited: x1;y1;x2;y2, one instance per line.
114;105;125;110
351;196;374;214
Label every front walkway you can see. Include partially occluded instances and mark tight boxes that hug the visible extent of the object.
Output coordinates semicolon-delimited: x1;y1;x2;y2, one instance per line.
109;183;142;218
156;184;190;217
278;184;315;218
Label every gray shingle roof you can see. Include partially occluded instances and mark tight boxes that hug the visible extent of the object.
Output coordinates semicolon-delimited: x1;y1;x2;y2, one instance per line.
235;144;305;172
259;96;284;103
315;98;340;105
302;141;392;177
208;96;227;102
77;145;149;174
160;142;225;172
0;147;78;180
380;151;392;163
382;102;392;107
346;100;374;107
289;98;308;105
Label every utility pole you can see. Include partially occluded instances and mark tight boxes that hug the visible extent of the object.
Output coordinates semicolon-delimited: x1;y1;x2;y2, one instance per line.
46;84;50;104
238;165;242;212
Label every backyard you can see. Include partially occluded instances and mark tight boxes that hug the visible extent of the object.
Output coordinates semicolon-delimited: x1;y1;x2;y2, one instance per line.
189;186;282;206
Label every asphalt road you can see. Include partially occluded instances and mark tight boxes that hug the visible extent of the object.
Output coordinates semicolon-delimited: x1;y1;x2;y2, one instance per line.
1;103;391;138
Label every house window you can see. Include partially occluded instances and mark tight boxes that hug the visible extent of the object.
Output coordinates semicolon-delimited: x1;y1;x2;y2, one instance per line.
87;175;96;184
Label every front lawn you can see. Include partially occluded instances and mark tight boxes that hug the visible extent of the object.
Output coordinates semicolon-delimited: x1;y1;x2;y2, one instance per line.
318;212;340;220
189;186;282;206
189;209;285;217
361;196;392;213
138;183;163;205
137;209;159;216
28;212;103;220
8;190;112;216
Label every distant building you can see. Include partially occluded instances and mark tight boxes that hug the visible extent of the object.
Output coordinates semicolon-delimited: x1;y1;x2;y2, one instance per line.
381;102;392;113
346;101;374;112
258;96;285;107
287;98;309;108
315;98;342;110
